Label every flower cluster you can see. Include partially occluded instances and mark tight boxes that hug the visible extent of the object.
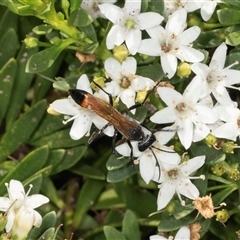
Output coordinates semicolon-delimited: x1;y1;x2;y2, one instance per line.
0;180;49;239
46;0;240;238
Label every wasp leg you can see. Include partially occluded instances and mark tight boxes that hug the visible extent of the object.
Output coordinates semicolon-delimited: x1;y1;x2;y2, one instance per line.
88;122;112;144
91;80;113;106
111;129;118;154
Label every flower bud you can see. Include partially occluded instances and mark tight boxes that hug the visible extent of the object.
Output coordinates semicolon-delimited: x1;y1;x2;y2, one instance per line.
113;45;129;62
177;62;191;78
91;76;105;91
11;207;35;240
204;134;217;147
211;163;225;177
216;209;229;224
222;141;237;154
136;90;147;103
23;36;38;48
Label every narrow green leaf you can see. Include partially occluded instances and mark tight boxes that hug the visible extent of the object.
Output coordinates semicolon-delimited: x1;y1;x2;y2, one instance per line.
106;153;131;171
69;8;93;27
0;100;47;163
51;146;87;174
107;163;139;183
212;186;237;206
148;0;164;15
122;210;141;240
28;212;57;239
217;9;240;24
71;163;106;180
26;38;75;73
0;145;49;195
114;182;156;217
41;178;65;209
0;9;18;37
158;214;195;232
70;0;82;13
0;28;19;69
6;44;38;128
0;58;16;125
104;226;127;240
73;179;105;228
37;228;55;240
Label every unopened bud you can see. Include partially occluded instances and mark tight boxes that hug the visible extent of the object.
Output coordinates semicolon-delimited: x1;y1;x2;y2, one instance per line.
113;45;129;62
24;36;38;48
177;62;191;78
216;209;229;224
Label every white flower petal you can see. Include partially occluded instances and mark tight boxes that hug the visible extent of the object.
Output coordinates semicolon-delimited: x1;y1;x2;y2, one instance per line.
138;12;164;30
0;197;11;211
177;178;199;199
166;8;187;36
194;105;218;124
76;74;92;93
224;69;240;85
92;115;115;137
131;76;154;92
138;39;161;56
150;107;176;124
201;1;217;21
25;195;49;209
120;89;136;109
5;210;15;232
179;26;201;45
158;87;183;107
161;53;178;78
174;226;190;240
209;42;227;70
157;181;175;210
125;29;141;55
146;25;165;39
69;110;94;140
180;156;205;175
98;3;123;23
212;122;239;141
191;62;210;79
176;45;204;62
124;0;141;14
177;119;193;149
106;25;125;49
104;57;122;80
121;57;136;76
8;180;25;201
33;210;43;227
139;151;156;184
50;99;80;116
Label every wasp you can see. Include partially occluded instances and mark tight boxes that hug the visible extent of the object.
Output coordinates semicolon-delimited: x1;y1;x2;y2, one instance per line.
69;81;160;159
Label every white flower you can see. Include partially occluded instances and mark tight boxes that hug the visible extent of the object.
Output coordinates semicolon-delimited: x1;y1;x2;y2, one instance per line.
164;0;221;21
153;156;205;211
50;74;114;140
0;180;49;233
150;76;218;149
138;8;204;78
191;42;240;105
104;57;155;112
150;226;190;240
211;105;240;141
81;0;116;19
99;0;164;54
116;130;180;184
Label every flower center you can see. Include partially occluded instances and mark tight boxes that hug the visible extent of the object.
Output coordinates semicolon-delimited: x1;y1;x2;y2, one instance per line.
124;18;136;29
120;77;131;88
167;168;178;179
176;102;186;111
161;43;171;53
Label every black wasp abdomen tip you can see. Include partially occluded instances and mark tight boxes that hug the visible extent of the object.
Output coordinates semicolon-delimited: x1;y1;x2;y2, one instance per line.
69;89;88;104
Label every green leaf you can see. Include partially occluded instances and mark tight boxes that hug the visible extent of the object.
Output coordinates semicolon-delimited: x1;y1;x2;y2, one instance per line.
37;228;55;240
50;146;87;174
122;210;141;240
107;163;139;183
106;153;131;171
32;24;53;35
114;182;156;217
41;178;65;209
26;38;75;73
0;58;16;125
104;226;127;240
71;163;106;180
0;9;18;37
6;44;38;128
73;179;105;228
158;214;195;232
226;30;240;46
212;186;237;206
0;145;49;195
217;8;240;24
0;100;47;163
69;8;93;27
30;128;87;149
70;0;82;13
226;52;240;70
0;28;18;69
148;0;164;15
137;65;164;82
28;211;57;239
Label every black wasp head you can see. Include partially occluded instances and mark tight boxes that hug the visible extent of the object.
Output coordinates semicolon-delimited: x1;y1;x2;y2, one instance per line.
69;89;88;104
